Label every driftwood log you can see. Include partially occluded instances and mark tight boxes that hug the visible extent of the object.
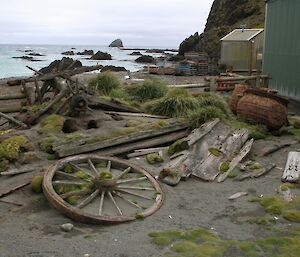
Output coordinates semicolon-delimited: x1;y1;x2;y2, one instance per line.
88;97;140;113
0;112;28;129
55;123;188;157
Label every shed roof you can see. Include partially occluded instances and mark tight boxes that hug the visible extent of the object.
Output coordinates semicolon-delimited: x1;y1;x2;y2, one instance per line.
221;29;264;42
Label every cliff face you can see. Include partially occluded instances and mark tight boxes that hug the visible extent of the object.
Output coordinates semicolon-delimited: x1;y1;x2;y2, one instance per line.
179;0;265;62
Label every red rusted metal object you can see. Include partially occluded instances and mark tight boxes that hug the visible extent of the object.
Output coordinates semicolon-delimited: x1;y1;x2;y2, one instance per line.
237;88;288;130
230;84;249;114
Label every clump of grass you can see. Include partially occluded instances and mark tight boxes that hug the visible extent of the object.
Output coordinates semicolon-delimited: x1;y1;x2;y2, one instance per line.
88;72;121;95
197;93;231;117
143;92;199;118
187;106;225;129
229;119;267;140
125;79;167;102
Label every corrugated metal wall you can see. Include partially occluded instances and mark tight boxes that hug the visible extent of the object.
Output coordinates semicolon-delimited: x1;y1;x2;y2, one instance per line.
263;0;300;101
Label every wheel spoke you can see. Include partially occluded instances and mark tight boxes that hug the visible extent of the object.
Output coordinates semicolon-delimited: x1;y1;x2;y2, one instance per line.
69;163;95;178
88;159;99;176
117;177;147;184
116;167;131;179
77;189;99;209
99;191;105;215
55;171;93;182
117;189;152;200
108;192;123;216
60;189;93;199
52;180;89;186
107;161;111;172
113;191;142;209
117;186;155;191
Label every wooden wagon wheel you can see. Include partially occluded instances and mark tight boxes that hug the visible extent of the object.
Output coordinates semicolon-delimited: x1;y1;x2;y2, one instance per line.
43;154;164;224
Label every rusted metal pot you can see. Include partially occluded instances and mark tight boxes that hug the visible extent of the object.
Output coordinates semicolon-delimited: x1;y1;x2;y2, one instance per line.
236;88;288;130
229;84;249;114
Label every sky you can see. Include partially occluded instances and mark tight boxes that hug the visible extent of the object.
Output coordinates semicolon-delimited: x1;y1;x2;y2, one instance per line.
0;0;214;47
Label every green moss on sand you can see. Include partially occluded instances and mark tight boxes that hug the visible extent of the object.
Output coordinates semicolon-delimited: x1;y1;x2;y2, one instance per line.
208;147;222;157
31;176;43;194
168;139;189;156
146;152;164;165
253;196;300;222
0;135;30;161
149;227;300;257
39;114;65;134
219;162;230;173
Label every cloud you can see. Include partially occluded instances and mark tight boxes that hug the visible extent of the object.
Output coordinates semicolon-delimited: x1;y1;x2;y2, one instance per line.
0;0;214;47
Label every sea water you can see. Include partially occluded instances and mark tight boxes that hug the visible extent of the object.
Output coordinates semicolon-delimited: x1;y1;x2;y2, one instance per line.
0;44;165;79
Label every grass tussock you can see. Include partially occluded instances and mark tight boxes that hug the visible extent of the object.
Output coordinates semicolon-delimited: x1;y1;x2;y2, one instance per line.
125;79;167;102
187;106;225;129
143;89;198;118
88;72;121;96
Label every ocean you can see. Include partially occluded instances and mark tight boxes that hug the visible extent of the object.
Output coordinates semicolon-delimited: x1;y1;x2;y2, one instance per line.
0;44;168;79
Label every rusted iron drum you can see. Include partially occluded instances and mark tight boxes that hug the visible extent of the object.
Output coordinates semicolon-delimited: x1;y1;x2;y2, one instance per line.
230;84;249;114
43;154;164;224
237;88;288;130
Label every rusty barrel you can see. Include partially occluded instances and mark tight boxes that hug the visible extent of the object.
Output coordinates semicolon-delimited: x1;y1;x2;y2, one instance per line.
229;84;249;114
237;88;288;130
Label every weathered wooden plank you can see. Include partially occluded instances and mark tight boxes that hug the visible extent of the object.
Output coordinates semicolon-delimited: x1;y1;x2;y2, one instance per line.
192;129;249;181
88;96;140;113
282;152;300;183
0;112;28;129
186;119;220;146
127;147;168;158
104;111;168;119
217;139;254;183
56;124;188;157
235;163;276;181
95;130;189;157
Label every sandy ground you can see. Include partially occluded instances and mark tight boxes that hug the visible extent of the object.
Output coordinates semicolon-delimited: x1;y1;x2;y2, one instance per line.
0;119;299;257
0;72;300;257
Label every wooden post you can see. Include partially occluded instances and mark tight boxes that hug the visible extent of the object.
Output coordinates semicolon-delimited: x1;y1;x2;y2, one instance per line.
248;41;254;76
21;80;31;105
34;79;42;103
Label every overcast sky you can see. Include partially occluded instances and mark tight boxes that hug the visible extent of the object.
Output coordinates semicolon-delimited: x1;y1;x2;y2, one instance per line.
0;0;214;47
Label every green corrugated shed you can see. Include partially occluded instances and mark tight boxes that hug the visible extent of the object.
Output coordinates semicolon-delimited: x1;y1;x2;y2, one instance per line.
263;0;300;101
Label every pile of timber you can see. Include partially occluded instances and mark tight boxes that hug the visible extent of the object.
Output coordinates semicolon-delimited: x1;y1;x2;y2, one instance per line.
54;122;189;158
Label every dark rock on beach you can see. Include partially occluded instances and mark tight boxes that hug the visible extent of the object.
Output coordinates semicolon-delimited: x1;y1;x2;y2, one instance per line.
168;54;185;62
28;53;45;56
135;55;155;64
130;51;142;56
12;56;42;62
109;39;123;48
145;49;165;54
61;51;75;56
77;50;94;55
39;57;82;74
90;51;112;60
101;65;127;72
